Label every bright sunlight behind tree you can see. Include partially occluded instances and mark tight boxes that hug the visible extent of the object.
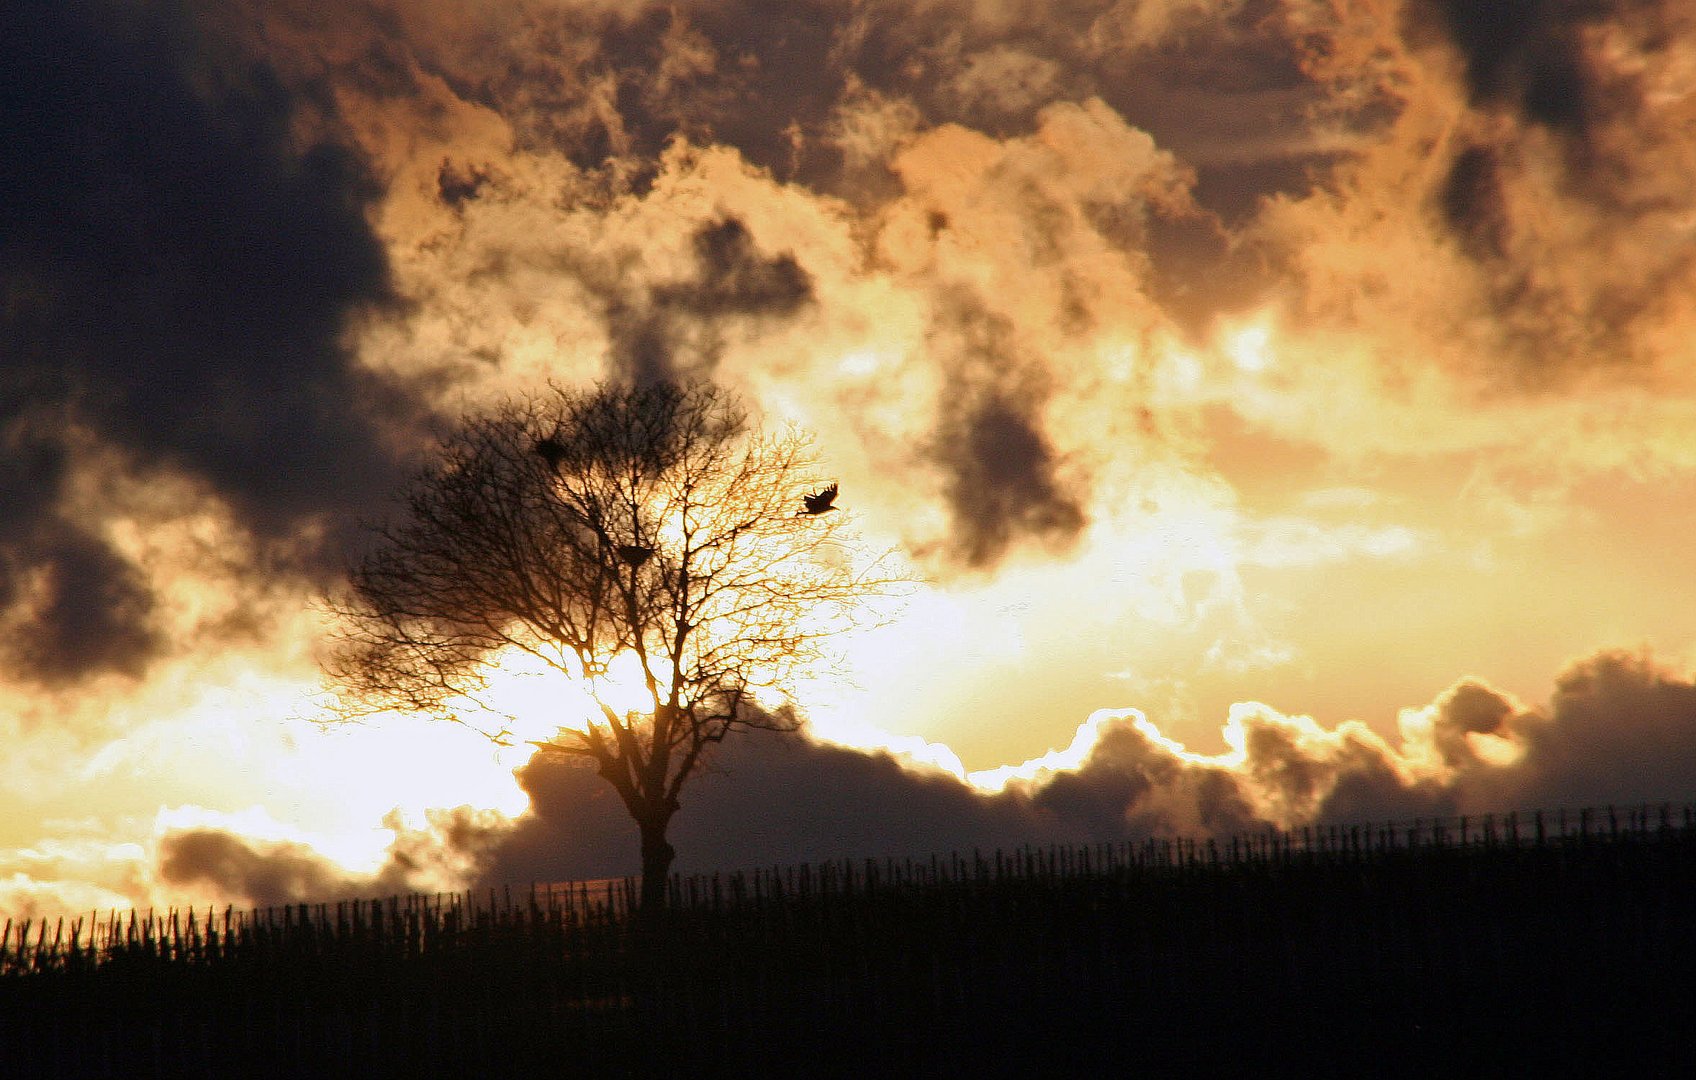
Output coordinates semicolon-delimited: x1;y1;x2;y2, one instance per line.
326;381;904;911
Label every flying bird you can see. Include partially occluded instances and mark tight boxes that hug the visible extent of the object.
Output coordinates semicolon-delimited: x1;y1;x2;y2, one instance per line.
532;435;566;473
800;482;840;515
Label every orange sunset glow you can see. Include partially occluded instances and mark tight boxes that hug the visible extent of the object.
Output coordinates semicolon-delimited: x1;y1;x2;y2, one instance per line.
7;0;1696;921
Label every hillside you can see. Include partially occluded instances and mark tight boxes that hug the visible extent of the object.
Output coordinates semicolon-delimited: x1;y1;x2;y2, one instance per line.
4;805;1693;1077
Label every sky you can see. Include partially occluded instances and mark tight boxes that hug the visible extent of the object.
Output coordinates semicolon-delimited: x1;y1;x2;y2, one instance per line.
6;0;1696;917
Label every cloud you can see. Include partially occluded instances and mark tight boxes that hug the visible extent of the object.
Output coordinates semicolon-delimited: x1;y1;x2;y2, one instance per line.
0;1;415;682
453;649;1696;884
925;291;1088;567
1437;142;1512;261
1490;651;1696;810
1246;0;1696;437
607;215;815;383
0;525;158;686
153;805;510;910
12;0;1693;692
1406;0;1614;141
481;734;1050;883
375;0;1327;218
0;833;148;923
157;829;356;909
0;411;160;686
304;3;1206;569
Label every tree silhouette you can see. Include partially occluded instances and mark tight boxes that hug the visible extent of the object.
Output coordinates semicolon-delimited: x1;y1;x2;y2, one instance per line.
325;381;900;912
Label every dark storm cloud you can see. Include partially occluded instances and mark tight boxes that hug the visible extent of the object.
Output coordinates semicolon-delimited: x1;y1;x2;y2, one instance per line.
474;713;1275;885
1314;763;1455;828
1438;143;1511;261
480;734;1053;883
6;526;159;686
155;807;508;908
599;1;846;178
0;408;160;685
605;216;813;383
0;409;65;554
1305;735;1457;825
1309;655;1696;819
0;1;413;679
671;218;812;317
438;0;1337;224
426;1;848;185
1407;0;1601;136
1406;0;1679;197
0;412;68;620
1384;0;1695;375
937;394;1087;567
1032;721;1260;840
1495;652;1696;809
837;0;1322;177
926;293;1087;568
159;829;356;908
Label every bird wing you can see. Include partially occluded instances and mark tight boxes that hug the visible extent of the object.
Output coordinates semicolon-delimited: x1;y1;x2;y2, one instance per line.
804;483;838;513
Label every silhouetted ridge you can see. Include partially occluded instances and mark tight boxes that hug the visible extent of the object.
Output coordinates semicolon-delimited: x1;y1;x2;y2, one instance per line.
5;802;1694;1075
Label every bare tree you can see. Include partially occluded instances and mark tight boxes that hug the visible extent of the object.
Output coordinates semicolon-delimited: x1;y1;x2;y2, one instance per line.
325;381;900;912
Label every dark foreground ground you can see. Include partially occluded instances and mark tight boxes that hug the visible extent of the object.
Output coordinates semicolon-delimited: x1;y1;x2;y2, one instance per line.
3;806;1694;1078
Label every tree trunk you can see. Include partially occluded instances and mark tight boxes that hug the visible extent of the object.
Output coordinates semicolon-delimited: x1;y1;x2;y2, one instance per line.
637;815;676;916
